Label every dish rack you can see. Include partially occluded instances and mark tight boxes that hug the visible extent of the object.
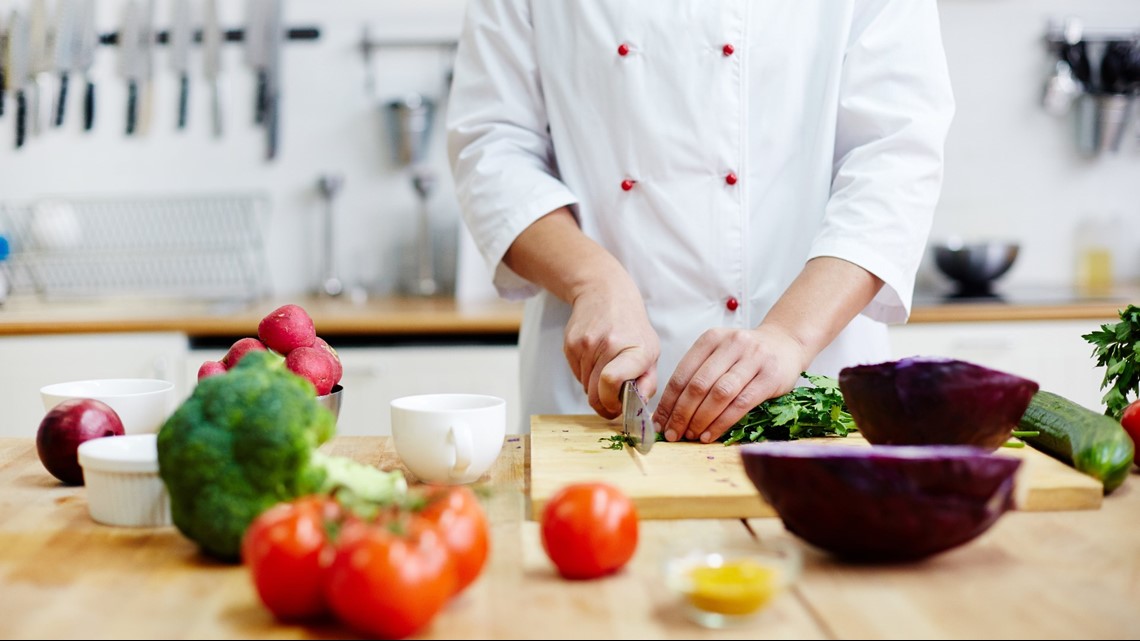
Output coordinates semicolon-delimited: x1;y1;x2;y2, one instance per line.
0;194;271;301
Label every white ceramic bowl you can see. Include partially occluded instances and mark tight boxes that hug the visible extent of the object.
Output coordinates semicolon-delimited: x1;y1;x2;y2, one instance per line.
41;379;176;435
77;434;171;528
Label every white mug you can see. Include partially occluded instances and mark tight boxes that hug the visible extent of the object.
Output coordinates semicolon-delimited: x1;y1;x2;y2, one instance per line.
390;393;506;485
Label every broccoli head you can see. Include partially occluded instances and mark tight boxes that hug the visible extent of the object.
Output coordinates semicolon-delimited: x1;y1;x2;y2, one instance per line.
157;350;406;561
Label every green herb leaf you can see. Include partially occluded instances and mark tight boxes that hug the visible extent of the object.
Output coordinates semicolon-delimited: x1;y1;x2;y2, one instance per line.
1083;305;1140;420
720;372;855;446
599;434;635;450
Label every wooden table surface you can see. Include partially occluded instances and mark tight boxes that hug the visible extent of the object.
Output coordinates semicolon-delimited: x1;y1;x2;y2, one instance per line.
1;436;1138;640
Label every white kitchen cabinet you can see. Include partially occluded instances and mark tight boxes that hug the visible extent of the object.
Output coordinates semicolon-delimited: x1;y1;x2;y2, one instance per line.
888;320;1111;411
185;344;522;437
0;332;189;437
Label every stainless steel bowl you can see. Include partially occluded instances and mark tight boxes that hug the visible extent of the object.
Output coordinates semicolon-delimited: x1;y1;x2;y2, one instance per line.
317;385;343;423
932;240;1019;296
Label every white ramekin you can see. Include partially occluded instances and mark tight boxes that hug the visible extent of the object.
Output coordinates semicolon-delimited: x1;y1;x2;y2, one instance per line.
77;434;172;528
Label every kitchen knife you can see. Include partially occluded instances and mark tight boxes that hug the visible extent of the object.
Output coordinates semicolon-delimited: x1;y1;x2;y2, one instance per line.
202;0;223;138
6;9;29;148
243;0;269;125
118;0;142;135
27;0;51;136
74;0;97;131
52;0;77;127
136;0;156;135
168;0;192;129
621;380;654;454
263;0;283;160
0;14;8;117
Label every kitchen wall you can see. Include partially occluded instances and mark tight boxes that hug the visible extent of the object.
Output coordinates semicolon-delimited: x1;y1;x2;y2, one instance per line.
0;0;1138;300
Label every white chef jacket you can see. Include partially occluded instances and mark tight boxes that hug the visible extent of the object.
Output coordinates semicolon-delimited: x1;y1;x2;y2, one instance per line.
447;0;954;432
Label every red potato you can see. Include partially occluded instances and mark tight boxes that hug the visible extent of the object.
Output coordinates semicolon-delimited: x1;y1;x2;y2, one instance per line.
258;304;316;355
313;336;343;386
198;360;227;381
285;346;338;395
221;337;268;369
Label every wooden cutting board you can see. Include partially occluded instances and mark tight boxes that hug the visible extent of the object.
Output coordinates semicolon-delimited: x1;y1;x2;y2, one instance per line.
528;415;1104;520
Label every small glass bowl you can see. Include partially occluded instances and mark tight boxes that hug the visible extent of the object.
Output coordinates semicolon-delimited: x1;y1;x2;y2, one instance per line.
663;538;802;629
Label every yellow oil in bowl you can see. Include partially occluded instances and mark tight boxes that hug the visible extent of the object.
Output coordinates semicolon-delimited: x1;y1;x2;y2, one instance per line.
685;558;778;615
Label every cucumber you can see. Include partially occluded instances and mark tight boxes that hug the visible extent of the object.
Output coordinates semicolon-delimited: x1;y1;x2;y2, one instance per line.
1018;390;1134;494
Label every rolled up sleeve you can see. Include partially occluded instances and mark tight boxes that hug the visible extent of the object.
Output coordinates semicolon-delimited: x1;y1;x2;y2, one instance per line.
446;0;579;300
807;0;955;324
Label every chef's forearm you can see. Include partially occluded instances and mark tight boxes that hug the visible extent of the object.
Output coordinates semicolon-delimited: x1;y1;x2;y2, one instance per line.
502;207;634;304
759;257;884;368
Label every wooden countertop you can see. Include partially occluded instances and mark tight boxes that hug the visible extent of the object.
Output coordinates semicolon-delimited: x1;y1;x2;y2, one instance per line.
0;285;1134;338
0;435;1137;639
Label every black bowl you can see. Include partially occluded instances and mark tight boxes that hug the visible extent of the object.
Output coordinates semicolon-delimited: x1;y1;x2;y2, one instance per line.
933;240;1019;296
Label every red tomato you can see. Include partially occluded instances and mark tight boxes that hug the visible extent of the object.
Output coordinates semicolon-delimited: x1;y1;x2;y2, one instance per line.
1120;399;1140;456
241;495;341;621
323;514;457;639
540;482;638;580
419;485;491;595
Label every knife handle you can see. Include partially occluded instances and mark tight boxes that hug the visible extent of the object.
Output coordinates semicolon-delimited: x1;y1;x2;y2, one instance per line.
15;90;26;149
265;90;279;160
255;69;269;125
126;81;138;135
83;79;95;131
54;73;69;127
177;74;189;129
0;69;6;117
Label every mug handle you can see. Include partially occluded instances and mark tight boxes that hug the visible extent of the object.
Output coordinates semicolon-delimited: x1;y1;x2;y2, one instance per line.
449;423;473;478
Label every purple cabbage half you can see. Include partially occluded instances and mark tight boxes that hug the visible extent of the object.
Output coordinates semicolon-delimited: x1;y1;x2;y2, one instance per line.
741;442;1021;562
838;357;1040;451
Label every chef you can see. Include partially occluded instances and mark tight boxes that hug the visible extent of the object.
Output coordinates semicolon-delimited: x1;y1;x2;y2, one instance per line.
446;0;954;441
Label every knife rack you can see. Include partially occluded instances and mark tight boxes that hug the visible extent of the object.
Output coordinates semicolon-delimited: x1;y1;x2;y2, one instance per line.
95;26;319;46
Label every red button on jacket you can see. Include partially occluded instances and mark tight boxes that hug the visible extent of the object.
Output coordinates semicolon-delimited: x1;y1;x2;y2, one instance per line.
726;297;739;312
621;179;636;191
618;43;630;56
722;43;735;56
725;172;738;186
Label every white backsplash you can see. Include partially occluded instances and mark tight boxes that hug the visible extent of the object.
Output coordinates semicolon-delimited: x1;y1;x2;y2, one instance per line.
0;0;1137;299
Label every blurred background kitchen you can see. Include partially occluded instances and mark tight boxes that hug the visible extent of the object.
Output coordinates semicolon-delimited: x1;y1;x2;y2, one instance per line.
0;0;1137;300
0;0;1138;434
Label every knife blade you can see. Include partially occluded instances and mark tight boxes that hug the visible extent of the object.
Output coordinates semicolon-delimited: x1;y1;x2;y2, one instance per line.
243;0;269;125
118;0;142;135
169;0;192;129
263;0;283;160
51;0;77;127
73;0;96;131
136;0;156;135
27;0;51;136
621;380;654;454
6;9;29;148
202;0;223;138
0;13;8;117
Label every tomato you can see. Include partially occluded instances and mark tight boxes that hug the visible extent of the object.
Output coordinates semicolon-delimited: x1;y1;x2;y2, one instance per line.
241;495;341;621
419;485;491;594
540;482;638;580
1120;399;1140;456
323;514;457;639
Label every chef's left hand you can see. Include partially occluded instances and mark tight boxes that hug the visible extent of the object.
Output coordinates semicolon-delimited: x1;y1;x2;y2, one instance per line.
653;324;807;443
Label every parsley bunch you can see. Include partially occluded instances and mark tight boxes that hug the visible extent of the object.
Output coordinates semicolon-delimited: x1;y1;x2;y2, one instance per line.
721;372;856;445
1082;304;1140;420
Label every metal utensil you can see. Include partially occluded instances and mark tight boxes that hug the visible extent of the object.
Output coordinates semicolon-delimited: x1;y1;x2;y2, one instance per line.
27;0;51;136
118;0;142;135
169;0;192;130
316;173;345;297
622;380;654;454
1042;59;1082;116
74;0;96;131
263;0;284;160
243;0;269;125
136;0;156;135
410;168;439;296
5;9;29;148
50;0;76;127
202;0;223;138
0;13;9;118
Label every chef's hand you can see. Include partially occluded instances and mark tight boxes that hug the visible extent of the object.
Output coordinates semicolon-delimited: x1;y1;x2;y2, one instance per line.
652;324;807;443
564;279;660;420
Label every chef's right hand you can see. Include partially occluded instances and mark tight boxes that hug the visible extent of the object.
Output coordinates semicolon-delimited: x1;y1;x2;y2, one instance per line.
564;279;660;420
